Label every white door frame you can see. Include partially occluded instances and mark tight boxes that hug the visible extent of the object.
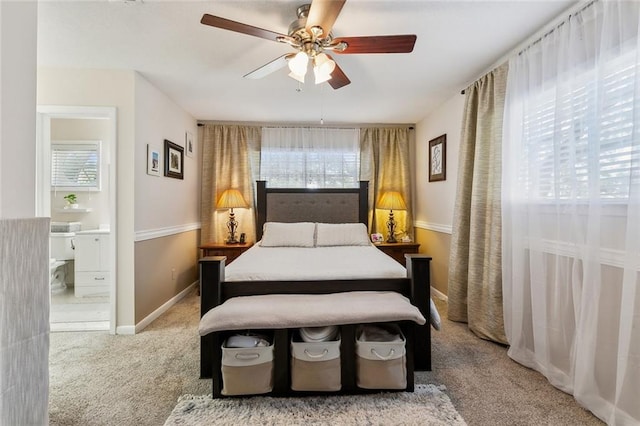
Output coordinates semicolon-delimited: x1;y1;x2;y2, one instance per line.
36;105;117;334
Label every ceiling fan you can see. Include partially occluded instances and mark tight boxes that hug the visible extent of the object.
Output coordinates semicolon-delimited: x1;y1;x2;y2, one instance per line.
200;0;417;89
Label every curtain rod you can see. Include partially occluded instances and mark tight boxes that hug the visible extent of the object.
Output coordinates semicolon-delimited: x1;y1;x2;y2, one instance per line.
197;122;414;130
460;0;595;95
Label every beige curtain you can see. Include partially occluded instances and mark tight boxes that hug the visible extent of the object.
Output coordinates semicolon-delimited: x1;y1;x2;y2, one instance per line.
201;124;260;245
447;63;508;344
360;128;413;240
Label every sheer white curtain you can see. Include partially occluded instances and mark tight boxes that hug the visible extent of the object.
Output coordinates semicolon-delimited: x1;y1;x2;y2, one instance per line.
502;1;640;424
260;127;360;188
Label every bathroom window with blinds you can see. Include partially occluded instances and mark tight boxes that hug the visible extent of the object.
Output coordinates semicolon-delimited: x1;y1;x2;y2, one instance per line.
51;141;101;191
521;51;640;201
260;127;360;188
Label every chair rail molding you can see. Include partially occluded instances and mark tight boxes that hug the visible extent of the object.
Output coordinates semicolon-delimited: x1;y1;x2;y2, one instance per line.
134;222;201;242
414;220;453;235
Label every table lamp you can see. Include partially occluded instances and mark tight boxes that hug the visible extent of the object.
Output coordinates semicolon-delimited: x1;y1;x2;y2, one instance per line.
377;191;406;243
216;188;249;244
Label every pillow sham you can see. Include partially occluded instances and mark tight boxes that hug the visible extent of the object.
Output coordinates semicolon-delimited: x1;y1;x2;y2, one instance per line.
315;223;371;247
260;222;316;247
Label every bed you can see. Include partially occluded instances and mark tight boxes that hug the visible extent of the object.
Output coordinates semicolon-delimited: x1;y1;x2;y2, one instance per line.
199;181;433;396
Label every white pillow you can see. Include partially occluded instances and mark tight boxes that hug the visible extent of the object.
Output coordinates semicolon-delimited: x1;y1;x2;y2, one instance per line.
315;223;371;247
260;222;316;247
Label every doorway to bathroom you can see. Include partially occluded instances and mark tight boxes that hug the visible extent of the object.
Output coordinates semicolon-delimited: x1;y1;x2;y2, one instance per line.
36;106;117;334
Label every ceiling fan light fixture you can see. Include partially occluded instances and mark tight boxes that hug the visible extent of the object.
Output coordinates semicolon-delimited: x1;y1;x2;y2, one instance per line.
288;51;309;76
313;53;335;84
314;67;332;84
288;71;306;83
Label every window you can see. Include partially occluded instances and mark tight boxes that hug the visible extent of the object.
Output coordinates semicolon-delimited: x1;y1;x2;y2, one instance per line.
260;127;360;188
521;52;640;201
51;140;101;191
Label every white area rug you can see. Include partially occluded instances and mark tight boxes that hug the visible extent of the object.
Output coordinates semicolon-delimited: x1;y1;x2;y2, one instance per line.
164;384;467;425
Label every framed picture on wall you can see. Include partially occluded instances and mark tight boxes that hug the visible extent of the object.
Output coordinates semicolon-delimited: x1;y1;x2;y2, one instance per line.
164;139;184;180
185;131;194;158
147;145;160;176
428;134;446;182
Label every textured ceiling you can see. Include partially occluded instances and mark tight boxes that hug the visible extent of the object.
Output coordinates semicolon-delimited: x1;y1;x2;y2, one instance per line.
37;0;577;124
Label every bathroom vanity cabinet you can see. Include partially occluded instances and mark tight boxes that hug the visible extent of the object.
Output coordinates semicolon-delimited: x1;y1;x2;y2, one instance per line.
74;230;110;297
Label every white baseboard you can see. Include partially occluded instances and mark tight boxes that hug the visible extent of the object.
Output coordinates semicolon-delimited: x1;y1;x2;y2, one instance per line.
116;325;136;335
134;280;198;334
51;321;109;332
430;286;448;302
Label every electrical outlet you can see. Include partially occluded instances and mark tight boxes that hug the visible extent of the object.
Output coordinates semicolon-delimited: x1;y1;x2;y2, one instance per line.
171;268;176;280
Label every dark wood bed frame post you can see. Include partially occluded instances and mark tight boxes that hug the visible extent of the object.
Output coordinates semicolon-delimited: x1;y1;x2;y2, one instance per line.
406;254;433;371
256;180;267;240
358;181;368;225
199;256;225;379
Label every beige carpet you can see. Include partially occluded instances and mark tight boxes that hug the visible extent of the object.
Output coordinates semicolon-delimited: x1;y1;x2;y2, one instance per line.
49;288;603;426
164;384;466;425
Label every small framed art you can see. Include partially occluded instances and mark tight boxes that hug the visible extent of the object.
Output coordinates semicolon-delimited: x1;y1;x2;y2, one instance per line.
428;134;446;182
147;145;160;176
164;139;184;180
185;131;194;158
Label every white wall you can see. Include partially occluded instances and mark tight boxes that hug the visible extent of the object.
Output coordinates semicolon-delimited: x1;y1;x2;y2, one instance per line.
414;93;465;231
134;73;199;232
0;1;37;218
0;3;50;424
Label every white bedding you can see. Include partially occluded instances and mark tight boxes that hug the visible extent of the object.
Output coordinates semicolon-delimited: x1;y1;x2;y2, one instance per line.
225;243;407;281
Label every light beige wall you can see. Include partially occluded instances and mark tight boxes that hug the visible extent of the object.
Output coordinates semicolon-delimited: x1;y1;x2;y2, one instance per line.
416;227;451;296
134;230;199;323
414;92;466;297
134;73;199;230
37;67;136;328
133;73;200;325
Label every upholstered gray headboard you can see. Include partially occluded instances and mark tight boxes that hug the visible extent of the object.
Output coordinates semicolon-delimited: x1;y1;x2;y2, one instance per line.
255;181;368;240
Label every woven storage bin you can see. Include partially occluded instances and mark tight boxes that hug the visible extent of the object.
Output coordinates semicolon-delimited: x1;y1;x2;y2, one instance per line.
291;334;341;392
356;324;406;390
221;339;274;396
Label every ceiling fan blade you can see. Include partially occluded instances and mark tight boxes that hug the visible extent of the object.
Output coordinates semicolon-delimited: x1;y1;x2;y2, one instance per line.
333;35;417;54
201;14;286;42
326;56;350;89
306;0;346;38
244;54;293;79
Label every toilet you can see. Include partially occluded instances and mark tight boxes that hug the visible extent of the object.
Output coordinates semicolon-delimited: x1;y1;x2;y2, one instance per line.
50;232;75;294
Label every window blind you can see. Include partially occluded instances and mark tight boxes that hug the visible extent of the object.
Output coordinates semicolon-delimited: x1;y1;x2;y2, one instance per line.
260;127;360;188
522;52;640;200
51;142;101;190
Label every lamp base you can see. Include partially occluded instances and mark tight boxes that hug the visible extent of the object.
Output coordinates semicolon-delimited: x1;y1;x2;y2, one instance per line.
386;210;398;244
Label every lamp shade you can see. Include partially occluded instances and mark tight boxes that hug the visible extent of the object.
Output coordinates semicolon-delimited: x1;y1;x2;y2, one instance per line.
313;53;335;84
288;51;309;76
378;191;406;211
216;189;249;209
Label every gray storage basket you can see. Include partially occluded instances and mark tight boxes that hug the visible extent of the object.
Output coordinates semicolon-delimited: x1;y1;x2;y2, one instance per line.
290;334;341;392
221;338;274;396
356;324;407;390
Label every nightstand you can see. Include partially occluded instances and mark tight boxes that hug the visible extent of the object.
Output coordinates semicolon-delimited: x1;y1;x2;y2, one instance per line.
374;242;420;265
199;242;253;265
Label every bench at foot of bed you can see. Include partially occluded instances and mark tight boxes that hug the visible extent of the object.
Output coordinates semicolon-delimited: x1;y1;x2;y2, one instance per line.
199;291;425;398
